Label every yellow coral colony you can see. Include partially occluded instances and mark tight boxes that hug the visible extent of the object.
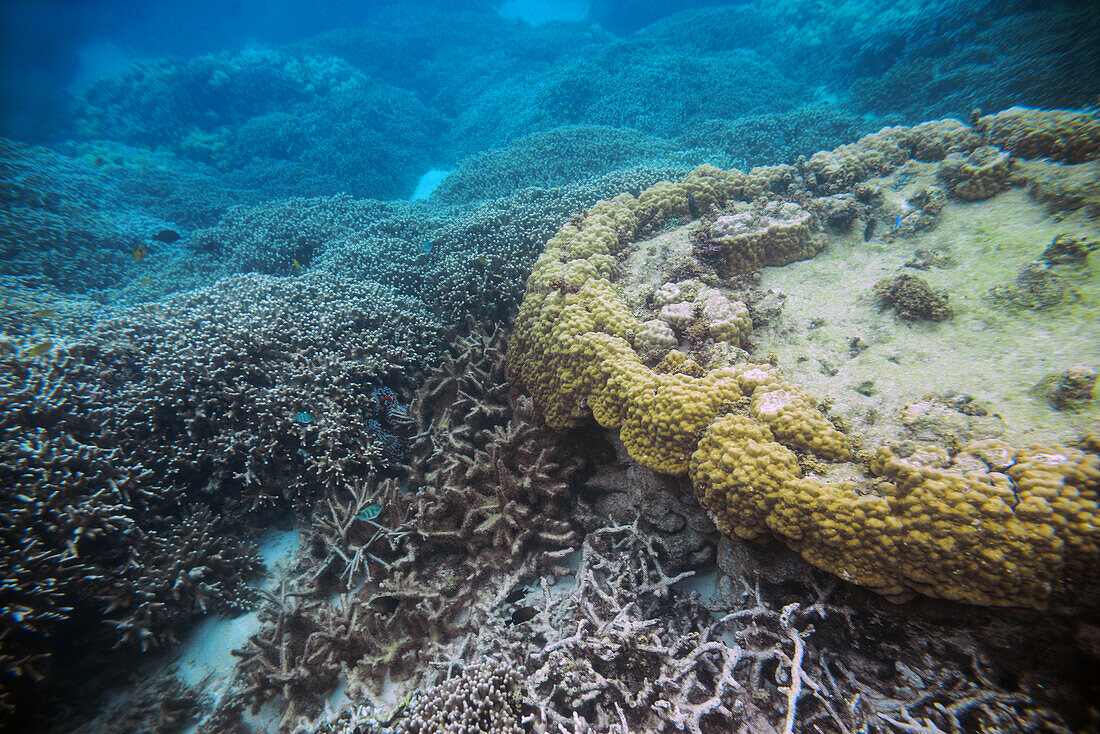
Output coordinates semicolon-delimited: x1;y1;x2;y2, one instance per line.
507;109;1100;610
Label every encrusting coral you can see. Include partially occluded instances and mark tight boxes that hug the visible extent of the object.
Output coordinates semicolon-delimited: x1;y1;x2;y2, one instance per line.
507;108;1100;610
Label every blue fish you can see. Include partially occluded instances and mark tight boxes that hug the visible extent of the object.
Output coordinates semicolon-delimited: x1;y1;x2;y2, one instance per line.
357;503;382;521
893;215;903;231
293;411;314;424
421;241;434;254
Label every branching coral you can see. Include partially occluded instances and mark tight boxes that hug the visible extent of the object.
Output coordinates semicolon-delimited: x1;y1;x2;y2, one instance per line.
234;588;372;730
221;324;586;729
0;270;436;726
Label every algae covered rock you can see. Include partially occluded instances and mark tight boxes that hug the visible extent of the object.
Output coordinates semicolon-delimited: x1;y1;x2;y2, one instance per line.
937;145;1016;200
873;273;952;321
699;199;821;277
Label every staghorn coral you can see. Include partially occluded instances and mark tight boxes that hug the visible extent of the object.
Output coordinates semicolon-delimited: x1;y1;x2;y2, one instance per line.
507;155;1100;609
223;324;586;729
0;341;260;725
0;271;435;726
234;591;370;730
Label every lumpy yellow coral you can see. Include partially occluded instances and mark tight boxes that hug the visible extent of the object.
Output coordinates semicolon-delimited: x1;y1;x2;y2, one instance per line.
508;157;1100;609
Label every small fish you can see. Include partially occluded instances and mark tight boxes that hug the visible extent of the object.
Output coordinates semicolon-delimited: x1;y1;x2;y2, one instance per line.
420;241;433;254
475;255;488;267
292;411;314;424
503;587;527;605
132;244;147;262
373;385;398;407
30;308;55;319
862;218;877;242
508;605;538;625
291;259;302;272
24;340;53;357
368;595;400;614
893;215;903;232
139;277;153;286
153;229;181;244
357;503;382;521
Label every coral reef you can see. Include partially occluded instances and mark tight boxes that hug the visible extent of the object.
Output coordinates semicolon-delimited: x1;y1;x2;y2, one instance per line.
429;125;685;206
234;593;367;729
988;261;1071;310
70;673;204;734
682;105;874;170
695;200;823;277
451;459;1096;733
937;145;1016;201
77;48;443;200
0;139;187;294
1036;364;1098;411
0;272;434;725
393;662;524;734
507;146;1100;610
1023;160;1100;218
1041;234;1099;268
873;273;952;321
977;107;1100;164
216;323;586;730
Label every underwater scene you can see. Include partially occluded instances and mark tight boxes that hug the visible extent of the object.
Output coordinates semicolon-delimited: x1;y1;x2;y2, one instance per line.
2;0;1099;732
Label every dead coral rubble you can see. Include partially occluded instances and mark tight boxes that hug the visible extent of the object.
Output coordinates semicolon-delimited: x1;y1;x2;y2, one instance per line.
469;455;1099;734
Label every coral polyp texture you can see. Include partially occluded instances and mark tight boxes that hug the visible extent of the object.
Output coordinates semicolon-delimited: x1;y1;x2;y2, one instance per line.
507;108;1100;609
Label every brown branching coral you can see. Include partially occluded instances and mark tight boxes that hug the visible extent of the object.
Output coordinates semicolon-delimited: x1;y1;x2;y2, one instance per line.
70;672;205;734
223;323;587;729
234;589;369;731
411;405;579;569
0;270;434;727
305;475;413;591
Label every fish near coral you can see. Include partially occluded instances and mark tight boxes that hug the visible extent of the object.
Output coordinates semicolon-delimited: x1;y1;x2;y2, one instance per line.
372;385;409;426
23;340;53;357
357;503;382;521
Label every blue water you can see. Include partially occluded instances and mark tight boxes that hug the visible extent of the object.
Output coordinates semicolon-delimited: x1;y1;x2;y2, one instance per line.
1;0;1098;731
